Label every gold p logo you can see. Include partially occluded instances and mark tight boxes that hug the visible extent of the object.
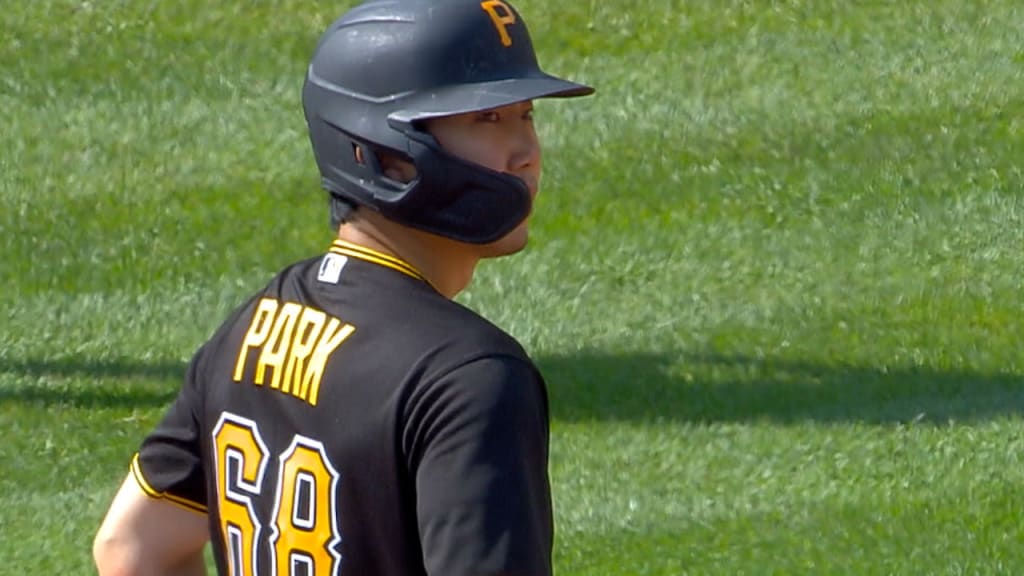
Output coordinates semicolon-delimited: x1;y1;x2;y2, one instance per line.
480;0;517;47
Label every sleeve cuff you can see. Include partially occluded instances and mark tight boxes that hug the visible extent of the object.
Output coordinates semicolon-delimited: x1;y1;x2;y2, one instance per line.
130;453;209;515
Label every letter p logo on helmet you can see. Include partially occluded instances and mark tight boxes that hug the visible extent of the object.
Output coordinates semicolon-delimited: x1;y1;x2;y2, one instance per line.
480;0;517;47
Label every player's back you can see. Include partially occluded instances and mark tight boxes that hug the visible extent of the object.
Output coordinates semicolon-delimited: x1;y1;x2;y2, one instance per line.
184;240;551;575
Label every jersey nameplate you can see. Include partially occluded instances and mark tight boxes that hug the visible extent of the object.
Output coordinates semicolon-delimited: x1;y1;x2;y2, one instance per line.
233;298;355;406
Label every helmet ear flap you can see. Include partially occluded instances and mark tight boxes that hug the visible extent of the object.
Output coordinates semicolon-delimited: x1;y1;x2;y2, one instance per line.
312;117;417;204
318;121;388;187
387;133;533;243
317;112;532;243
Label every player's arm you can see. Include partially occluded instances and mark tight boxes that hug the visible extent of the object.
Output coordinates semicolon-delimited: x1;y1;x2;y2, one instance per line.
96;343;212;576
407;355;553;576
94;472;209;576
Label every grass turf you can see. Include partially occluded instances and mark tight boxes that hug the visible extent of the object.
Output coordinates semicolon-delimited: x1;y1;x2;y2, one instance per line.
2;0;1022;573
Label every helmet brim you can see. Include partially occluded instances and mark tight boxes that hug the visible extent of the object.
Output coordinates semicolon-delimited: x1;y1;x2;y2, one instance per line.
389;74;594;123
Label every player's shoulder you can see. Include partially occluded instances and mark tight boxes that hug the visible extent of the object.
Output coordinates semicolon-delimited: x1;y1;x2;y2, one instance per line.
416;293;530;360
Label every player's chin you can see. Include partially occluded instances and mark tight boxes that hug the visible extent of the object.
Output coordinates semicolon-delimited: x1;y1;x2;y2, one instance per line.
480;222;529;258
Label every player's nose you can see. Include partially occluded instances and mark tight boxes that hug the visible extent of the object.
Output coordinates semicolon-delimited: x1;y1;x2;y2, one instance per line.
509;124;541;173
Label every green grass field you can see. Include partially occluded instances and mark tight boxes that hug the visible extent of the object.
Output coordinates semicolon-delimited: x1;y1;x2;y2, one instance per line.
2;0;1023;573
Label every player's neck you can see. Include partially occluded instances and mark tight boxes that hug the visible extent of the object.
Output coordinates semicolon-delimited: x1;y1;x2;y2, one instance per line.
337;216;479;299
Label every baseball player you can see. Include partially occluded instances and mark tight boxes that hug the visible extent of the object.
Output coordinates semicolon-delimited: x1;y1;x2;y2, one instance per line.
93;0;593;574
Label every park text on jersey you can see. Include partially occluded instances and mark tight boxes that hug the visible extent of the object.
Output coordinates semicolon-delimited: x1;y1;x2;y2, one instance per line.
233;298;355;406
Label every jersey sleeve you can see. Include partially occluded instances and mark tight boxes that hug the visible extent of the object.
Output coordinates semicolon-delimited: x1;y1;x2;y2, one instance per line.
132;346;209;515
406;355;552;576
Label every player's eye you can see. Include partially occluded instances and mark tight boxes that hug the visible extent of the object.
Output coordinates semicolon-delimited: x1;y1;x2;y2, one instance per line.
522;107;534;121
477;110;500;123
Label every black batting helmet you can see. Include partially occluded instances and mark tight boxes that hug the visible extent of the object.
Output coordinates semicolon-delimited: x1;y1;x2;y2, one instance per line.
302;0;594;244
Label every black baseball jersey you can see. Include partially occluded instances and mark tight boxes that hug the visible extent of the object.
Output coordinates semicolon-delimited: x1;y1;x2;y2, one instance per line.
131;239;552;576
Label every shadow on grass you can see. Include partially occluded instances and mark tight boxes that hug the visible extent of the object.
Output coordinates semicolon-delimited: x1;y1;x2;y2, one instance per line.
3;353;1021;423
538;352;1024;425
0;358;183;409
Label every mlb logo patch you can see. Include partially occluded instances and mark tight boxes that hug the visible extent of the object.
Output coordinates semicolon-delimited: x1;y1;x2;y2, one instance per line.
317;253;348;284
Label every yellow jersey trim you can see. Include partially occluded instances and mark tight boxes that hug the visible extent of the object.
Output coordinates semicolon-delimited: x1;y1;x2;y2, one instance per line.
329;240;429;285
130;453;209;515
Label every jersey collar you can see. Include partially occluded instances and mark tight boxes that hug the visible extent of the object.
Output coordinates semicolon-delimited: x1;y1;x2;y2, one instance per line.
328;239;432;287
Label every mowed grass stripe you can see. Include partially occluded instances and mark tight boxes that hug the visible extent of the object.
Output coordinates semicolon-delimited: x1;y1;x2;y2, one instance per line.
554;495;1023;576
551;422;1024;574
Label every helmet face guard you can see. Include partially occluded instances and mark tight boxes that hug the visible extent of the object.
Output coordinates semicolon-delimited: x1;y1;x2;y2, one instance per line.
302;0;594;243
